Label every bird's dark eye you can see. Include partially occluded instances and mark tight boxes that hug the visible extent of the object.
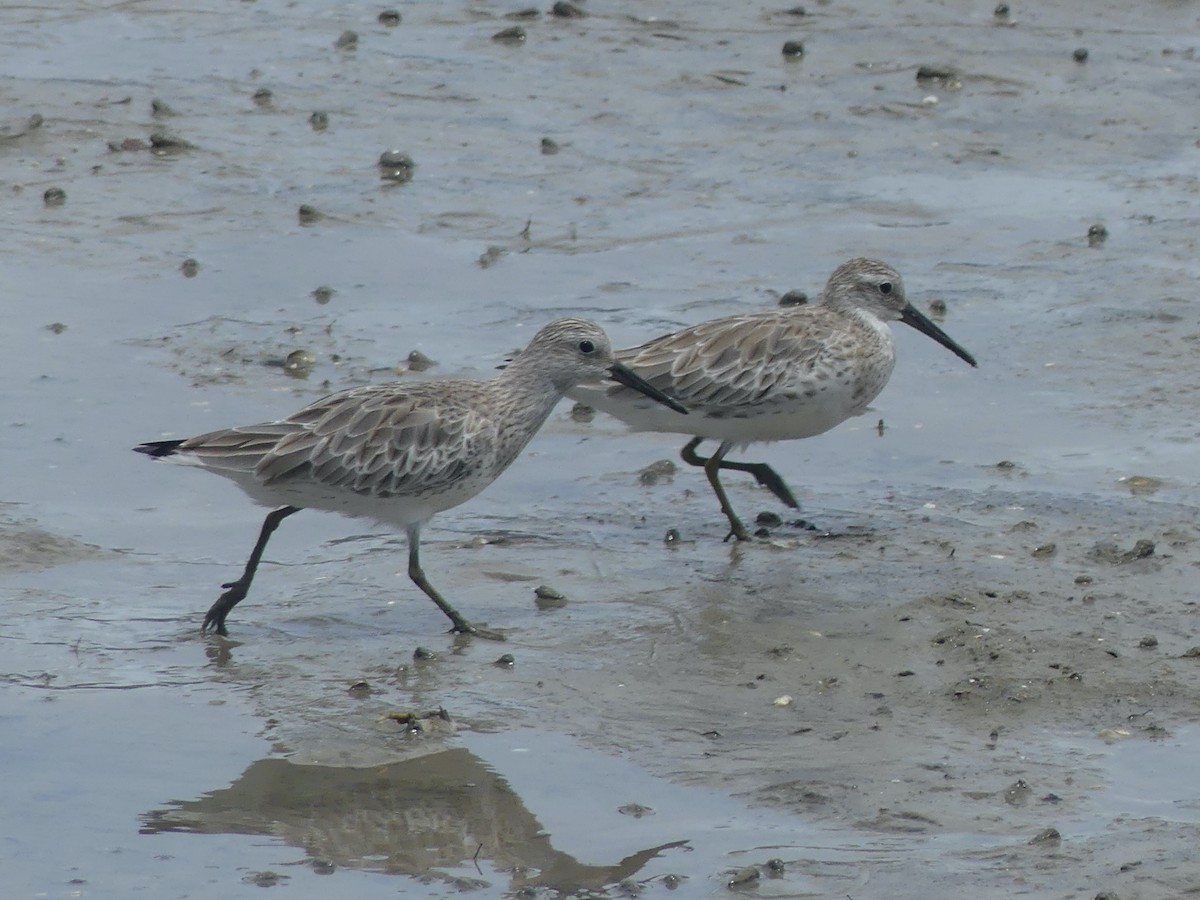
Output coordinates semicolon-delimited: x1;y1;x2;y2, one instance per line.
578;340;596;354
879;281;893;295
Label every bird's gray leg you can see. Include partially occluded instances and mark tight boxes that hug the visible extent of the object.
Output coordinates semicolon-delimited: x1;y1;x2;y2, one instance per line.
406;525;505;641
696;441;752;542
681;438;799;509
203;505;301;636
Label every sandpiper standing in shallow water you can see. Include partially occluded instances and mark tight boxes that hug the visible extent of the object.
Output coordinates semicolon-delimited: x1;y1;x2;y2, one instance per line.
568;258;977;540
135;317;687;640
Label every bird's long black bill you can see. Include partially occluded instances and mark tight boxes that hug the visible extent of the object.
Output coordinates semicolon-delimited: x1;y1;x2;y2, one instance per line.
609;362;688;415
900;304;978;368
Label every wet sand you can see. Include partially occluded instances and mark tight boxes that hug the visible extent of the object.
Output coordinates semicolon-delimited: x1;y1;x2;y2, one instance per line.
3;1;1200;897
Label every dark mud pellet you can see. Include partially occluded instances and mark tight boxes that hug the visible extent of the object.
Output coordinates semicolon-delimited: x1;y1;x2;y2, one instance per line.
781;40;804;58
765;858;785;874
46;322;67;334
551;1;585;17
1029;827;1061;846
311;860;335;875
618;803;654;817
1031;542;1056;558
309;111;329;131
784;5;806;15
43;186;66;206
180;258;200;278
754;526;771;538
1138;635;1158;649
284;349;316;377
993;3;1009;19
413;646;437;660
541;136;560;154
150;98;175;117
298;204;324;225
916;65;959;82
1087;223;1108;246
928;297;947;319
756;511;783;527
334;30;358;50
347;680;371;698
378;150;415;183
534;585;565;601
506;7;540;18
252;87;273;107
570;401;595;422
149;131;195;152
407;349;435;371
378;9;401;26
1073;47;1088;63
778;289;807;306
664;527;680;544
728;867;760;887
493;25;527;43
494;653;515;667
312;285;335;304
789;519;818;531
661;874;683;890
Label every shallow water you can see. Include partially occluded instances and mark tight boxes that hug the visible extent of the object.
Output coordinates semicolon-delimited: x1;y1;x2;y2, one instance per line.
4;1;1200;897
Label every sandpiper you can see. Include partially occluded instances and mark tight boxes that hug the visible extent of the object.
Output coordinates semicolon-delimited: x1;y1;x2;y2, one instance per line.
135;317;687;639
568;258;977;540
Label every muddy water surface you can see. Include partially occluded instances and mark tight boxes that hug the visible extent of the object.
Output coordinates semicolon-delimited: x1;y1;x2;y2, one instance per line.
3;1;1200;898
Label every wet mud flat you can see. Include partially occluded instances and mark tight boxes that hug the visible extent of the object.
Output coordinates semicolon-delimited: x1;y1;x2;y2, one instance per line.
3;0;1200;897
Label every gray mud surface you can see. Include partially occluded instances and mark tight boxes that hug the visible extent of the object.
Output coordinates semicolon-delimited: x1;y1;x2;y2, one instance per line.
3;1;1200;898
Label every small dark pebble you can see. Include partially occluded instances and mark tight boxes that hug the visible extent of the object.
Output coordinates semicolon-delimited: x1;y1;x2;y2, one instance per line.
765;858;785;874
897;670;915;677
1031;543;1056;558
916;64;960;83
413;646;437;660
570;401;595;422
754;526;771;538
251;87;273;107
506;7;540;18
378;9;401;26
1087;223;1108;246
311;859;335;875
728;866;760;887
150;131;195;152
150;98;176;117
406;349;436;371
639;459;677;486
534;585;565;601
1073;47;1088;63
778;289;807;306
298;204;324;225
347;680;372;698
334;30;358;50
1138;635;1158;649
312;285;335;304
283;349;316;378
1029;827;1061;846
541;137;560;155
661;873;683;889
664;528;681;544
1041;793;1062;804
46;322;67;334
551;1;585;17
617;803;654;817
43;186;66;206
789;519;818;531
1180;647;1200;659
781;40;804;58
783;5;806;15
309;111;329;131
756;511;783;527
993;3;1009;19
494;653;515;667
180;258;200;278
928;297;947;319
493;25;527;44
1094;893;1121;900
378;150;415;183
244;871;287;887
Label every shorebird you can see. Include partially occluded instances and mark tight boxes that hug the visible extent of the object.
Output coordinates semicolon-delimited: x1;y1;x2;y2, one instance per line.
568;258;977;540
135;317;687;639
